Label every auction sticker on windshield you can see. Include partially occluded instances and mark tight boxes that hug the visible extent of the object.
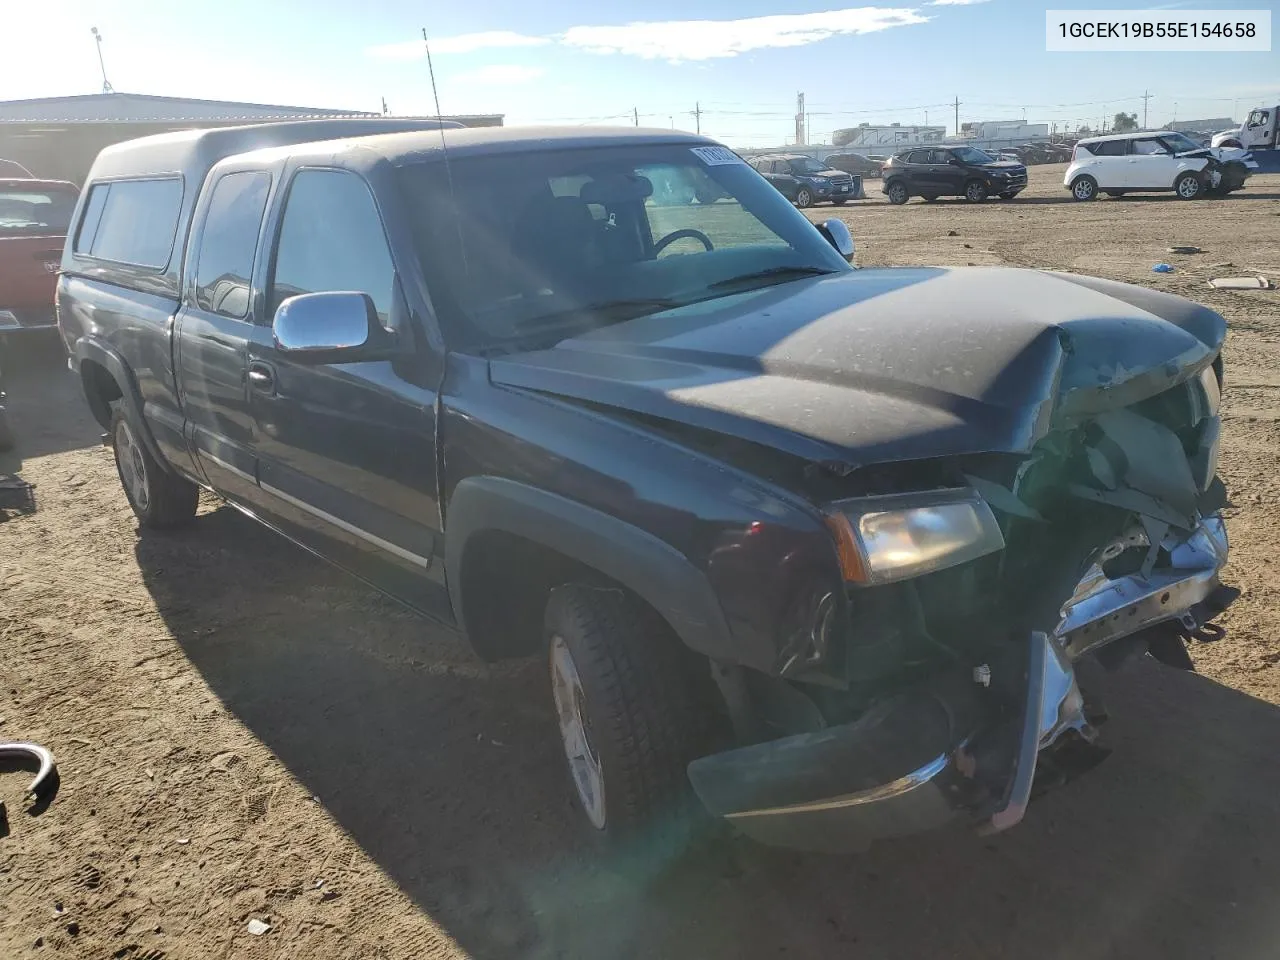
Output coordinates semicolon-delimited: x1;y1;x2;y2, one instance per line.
691;146;743;166
1047;10;1270;50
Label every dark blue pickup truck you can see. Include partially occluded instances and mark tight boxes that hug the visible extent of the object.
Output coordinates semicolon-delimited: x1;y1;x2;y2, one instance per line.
58;121;1235;859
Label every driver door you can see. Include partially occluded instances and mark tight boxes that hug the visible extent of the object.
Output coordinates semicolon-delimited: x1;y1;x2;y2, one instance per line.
1126;137;1178;188
246;166;450;618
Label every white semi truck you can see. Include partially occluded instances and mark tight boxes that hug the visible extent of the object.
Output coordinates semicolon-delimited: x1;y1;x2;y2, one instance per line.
1212;106;1280;172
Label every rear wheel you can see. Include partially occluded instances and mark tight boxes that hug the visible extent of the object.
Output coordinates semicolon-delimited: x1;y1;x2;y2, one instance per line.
794;187;813;208
885;181;909;205
110;406;198;528
1071;175;1098;201
545;584;721;865
964;180;988;203
1174;171;1203;200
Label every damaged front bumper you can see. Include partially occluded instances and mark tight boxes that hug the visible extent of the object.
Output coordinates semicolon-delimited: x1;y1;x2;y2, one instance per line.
687;513;1234;851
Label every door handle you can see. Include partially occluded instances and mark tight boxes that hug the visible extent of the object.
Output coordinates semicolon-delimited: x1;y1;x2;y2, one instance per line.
248;361;276;395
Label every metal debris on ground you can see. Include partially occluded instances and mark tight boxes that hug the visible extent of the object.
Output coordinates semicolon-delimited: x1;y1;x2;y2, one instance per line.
0;741;58;802
0;476;36;515
1168;246;1202;254
246;918;271;936
1208;276;1273;290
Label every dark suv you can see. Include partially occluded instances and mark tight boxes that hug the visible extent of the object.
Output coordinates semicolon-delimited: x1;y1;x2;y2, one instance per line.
882;145;1027;204
749;154;861;207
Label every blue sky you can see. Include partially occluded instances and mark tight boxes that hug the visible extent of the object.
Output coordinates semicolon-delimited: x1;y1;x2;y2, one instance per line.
6;1;1278;146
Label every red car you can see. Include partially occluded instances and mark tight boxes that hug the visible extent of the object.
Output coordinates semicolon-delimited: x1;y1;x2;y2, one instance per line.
1;178;79;339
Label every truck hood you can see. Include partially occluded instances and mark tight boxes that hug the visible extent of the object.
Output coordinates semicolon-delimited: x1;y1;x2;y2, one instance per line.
490;267;1225;470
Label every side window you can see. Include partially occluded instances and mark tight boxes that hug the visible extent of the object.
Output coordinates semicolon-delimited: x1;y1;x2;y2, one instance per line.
932;150;952;164
74;178;183;268
1091;140;1126;157
1132;139;1167;156
268;169;395;324
194;171;270;319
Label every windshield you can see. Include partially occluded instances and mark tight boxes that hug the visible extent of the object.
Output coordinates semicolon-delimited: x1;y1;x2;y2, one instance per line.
398;143;850;350
1162;132;1202;153
950;146;995;164
0;186;77;238
791;157;830;174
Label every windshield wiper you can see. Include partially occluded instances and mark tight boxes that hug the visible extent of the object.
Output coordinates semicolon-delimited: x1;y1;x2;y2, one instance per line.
707;265;839;291
514;297;684;330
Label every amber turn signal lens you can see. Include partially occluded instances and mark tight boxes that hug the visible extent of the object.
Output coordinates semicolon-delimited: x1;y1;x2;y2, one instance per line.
823;512;868;583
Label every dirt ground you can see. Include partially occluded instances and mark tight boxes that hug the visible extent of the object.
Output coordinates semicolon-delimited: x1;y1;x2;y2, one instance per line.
2;164;1280;960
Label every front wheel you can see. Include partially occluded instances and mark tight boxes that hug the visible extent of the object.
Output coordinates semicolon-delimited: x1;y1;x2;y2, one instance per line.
794;187;813;208
1175;171;1203;200
111;406;198;528
1071;175;1098;201
885;181;909;205
964;180;989;203
545;584;721;862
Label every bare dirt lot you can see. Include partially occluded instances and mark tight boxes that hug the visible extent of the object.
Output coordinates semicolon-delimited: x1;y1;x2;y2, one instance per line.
2;164;1280;960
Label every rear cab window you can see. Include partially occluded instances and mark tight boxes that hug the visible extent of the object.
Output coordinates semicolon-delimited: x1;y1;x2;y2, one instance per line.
1088;140;1127;158
0;185;78;238
73;177;184;269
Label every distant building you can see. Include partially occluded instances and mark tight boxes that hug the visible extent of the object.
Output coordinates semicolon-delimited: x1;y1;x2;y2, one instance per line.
831;123;947;149
959;120;1049;140
0;93;503;183
1165;118;1234;134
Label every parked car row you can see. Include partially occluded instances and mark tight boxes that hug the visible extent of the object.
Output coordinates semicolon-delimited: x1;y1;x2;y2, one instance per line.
748;131;1258;209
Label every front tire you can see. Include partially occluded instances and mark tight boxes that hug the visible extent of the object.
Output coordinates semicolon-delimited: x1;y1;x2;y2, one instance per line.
545;584;720;862
1175;171;1203;200
1071;175;1098;201
110;406;197;528
885;180;909;205
794;187;813;208
964;180;988;203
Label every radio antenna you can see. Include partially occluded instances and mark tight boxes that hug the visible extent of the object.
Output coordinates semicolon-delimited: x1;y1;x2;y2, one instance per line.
422;27;469;276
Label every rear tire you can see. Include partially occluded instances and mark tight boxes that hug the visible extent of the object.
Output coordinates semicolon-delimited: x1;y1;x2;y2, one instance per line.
545;584;722;867
964;180;988;203
885;181;909;205
110;406;198;528
794;187;813;209
1174;171;1203;200
1071;175;1098;201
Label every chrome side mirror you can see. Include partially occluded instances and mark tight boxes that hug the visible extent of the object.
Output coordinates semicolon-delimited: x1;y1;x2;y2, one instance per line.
817;218;855;263
271;291;396;362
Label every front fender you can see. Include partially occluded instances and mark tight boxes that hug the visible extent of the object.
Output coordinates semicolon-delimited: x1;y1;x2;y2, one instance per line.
445;476;736;662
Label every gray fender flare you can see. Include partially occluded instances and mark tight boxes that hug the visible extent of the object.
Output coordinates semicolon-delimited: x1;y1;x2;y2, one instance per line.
445;476;735;660
74;337;172;472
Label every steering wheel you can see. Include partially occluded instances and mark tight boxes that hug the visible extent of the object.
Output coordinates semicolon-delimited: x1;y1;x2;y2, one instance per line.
653;228;714;255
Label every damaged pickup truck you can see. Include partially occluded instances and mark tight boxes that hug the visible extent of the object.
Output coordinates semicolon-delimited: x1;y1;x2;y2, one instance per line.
59;124;1235;856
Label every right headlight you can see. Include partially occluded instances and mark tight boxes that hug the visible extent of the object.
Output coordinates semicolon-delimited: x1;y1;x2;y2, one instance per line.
825;488;1005;585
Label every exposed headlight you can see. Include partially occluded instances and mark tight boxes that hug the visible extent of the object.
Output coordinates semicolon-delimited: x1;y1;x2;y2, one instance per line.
1198;364;1221;417
825;489;1005;584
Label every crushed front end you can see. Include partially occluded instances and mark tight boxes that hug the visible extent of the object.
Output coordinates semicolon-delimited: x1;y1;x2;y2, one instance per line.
689;324;1236;852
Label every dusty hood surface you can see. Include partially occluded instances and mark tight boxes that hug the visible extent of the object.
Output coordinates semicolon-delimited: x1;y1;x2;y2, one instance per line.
490;267;1226;469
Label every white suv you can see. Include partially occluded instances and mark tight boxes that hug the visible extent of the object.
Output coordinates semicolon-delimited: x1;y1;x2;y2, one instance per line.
1064;131;1255;201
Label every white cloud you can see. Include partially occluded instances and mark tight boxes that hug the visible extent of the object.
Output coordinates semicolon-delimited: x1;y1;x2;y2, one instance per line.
561;7;929;61
367;30;549;60
448;64;546;86
926;0;991;5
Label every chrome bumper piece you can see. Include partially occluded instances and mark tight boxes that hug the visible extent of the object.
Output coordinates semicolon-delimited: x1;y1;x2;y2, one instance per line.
690;514;1232;850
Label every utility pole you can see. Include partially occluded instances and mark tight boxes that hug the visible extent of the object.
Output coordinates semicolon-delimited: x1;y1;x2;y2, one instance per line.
952;95;961;136
693;101;702;135
90;27;114;94
795;92;805;146
1141;89;1152;130
633;106;638;127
